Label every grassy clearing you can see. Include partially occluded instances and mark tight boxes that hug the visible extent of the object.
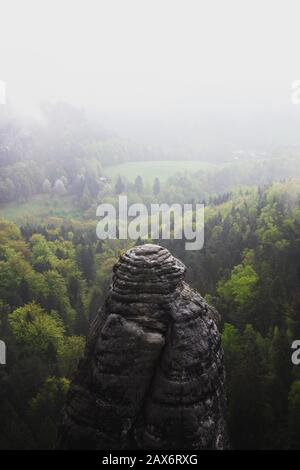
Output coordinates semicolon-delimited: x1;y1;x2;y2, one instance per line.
0;194;82;224
1;161;216;223
104;160;215;183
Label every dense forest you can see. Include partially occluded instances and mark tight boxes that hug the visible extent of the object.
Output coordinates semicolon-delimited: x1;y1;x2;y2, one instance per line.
1;177;300;449
1;106;300;449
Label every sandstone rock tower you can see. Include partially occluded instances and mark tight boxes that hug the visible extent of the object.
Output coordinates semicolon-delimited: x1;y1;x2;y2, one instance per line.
57;244;228;449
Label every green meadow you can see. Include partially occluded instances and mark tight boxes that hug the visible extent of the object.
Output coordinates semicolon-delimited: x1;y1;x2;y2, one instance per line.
0;194;82;223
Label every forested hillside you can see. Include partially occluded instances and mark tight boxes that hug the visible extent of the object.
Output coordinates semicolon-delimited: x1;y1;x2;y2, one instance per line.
163;181;300;449
2;103;300;211
0;103;153;206
0;218;130;448
1;180;300;449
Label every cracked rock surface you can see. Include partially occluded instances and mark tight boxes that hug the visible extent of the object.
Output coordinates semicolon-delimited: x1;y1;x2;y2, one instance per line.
57;244;228;449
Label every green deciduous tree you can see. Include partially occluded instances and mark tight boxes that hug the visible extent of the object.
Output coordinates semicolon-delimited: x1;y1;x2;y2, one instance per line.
8;302;65;357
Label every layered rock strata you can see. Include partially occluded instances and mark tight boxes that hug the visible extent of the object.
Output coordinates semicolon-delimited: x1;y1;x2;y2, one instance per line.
57;244;228;449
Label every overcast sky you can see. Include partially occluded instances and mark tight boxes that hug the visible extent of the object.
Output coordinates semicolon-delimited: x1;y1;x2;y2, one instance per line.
1;0;300;153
